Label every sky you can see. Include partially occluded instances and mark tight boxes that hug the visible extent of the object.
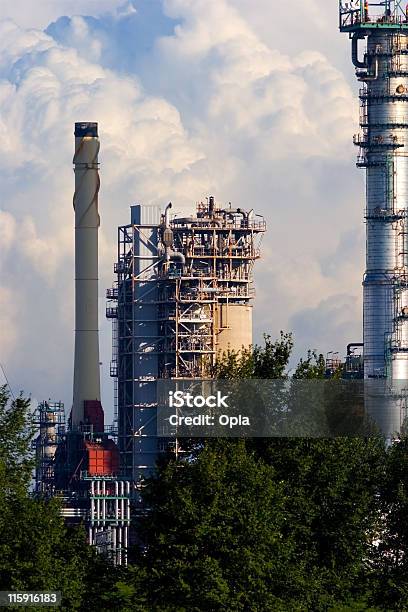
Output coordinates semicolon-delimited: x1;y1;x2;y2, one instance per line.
0;0;364;420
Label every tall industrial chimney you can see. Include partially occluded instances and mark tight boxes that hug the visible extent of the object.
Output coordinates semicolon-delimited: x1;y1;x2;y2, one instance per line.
72;122;101;430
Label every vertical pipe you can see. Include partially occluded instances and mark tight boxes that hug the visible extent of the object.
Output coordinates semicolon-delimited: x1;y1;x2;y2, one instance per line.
97;480;100;525
72;122;101;428
103;480;106;525
112;528;117;565
115;481;119;526
124;526;128;566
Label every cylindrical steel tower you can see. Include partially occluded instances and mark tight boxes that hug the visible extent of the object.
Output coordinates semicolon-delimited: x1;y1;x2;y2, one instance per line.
72;122;101;429
340;2;408;384
107;199;266;480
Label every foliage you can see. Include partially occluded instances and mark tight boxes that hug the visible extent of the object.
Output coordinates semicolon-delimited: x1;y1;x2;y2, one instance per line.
293;349;326;379
251;437;385;609
0;385;35;497
369;436;408;610
213;332;293;379
119;335;389;610
4;337;408;611
0;386;121;611
131;441;300;611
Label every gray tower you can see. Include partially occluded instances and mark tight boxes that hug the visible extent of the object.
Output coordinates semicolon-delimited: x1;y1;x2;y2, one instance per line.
72;122;102;429
340;2;408;383
107;199;266;482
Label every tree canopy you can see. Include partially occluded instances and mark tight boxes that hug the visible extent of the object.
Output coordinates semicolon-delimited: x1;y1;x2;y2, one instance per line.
2;334;408;611
0;386;122;610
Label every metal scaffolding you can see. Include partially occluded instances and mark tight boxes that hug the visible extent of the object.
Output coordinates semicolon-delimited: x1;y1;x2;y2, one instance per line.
86;476;131;566
107;197;266;482
33;401;66;497
340;1;408;32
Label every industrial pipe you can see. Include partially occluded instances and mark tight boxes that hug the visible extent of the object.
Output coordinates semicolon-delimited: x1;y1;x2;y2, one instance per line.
162;201;186;265
170;252;185;265
209;195;215;217
72;122;101;429
164;202;172;228
347;342;364;356
358;56;379;82
237;207;255;226
352;33;368;69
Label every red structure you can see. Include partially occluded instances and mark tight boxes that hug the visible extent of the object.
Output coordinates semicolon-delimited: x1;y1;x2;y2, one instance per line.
85;440;119;476
84;400;105;433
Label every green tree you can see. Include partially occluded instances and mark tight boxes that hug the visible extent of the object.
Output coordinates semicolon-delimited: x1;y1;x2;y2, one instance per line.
116;335;387;610
293;350;326;379
132;441;301;611
255;437;385;609
213;332;293;380
215;336;386;608
0;386;122;611
370;436;408;610
0;385;35;497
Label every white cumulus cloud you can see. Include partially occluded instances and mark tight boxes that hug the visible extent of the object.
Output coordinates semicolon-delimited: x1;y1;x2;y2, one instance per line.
0;0;363;409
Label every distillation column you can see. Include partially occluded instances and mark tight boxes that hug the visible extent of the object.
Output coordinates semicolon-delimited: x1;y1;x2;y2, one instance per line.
72;122;101;429
361;31;408;381
340;1;408;433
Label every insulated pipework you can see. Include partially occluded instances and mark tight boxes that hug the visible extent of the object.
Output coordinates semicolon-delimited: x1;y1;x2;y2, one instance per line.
163;202;185;266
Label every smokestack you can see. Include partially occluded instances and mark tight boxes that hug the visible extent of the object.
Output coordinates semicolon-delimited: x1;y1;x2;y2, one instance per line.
72;122;101;430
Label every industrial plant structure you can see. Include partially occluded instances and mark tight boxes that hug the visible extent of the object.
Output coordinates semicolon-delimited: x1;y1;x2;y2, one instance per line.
106;198;266;482
34;124;131;565
340;0;408;431
33;401;65;496
33;122;266;561
29;2;408;565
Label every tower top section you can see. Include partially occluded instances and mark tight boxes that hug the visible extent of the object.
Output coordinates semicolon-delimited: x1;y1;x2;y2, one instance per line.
339;0;408;33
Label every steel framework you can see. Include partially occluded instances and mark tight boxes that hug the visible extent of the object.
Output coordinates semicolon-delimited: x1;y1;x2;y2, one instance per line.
340;1;408;32
86;476;131;566
107;198;266;482
33;401;66;496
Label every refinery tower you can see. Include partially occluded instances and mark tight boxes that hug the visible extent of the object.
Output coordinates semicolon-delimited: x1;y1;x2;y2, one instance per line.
33;122;266;558
340;1;408;390
107;199;266;482
35;124;131;566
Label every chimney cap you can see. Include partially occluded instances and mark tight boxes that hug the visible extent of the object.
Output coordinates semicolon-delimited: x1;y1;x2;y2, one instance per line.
75;122;98;137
